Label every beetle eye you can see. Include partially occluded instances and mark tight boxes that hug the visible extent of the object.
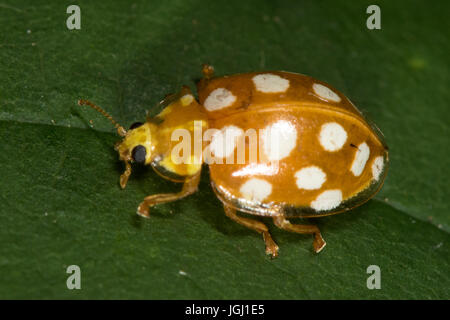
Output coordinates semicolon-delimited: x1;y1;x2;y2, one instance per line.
131;145;146;164
129;122;143;130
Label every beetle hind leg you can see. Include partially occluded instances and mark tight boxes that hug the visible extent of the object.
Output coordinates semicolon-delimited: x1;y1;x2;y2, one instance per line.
273;216;326;253
223;205;279;258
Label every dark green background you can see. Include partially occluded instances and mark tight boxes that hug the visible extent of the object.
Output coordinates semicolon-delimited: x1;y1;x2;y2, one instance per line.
0;0;448;299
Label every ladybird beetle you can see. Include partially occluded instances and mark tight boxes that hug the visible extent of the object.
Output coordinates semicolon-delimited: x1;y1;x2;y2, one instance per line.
79;65;388;257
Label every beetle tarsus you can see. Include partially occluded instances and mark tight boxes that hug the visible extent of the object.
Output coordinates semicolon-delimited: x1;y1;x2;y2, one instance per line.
313;235;326;253
137;203;150;218
263;231;279;258
273;216;326;254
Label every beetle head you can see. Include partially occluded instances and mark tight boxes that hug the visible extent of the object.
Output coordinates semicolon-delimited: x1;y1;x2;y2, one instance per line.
114;121;158;187
78;100;156;189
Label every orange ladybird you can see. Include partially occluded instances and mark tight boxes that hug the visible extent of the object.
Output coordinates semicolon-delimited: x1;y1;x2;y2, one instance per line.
79;65;388;257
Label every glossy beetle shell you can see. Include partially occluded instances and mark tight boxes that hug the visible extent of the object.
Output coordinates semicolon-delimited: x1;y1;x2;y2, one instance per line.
197;71;389;217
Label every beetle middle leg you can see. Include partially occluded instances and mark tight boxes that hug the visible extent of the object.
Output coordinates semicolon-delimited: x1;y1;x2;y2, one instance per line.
273;216;326;253
136;171;201;218
201;64;215;79
223;205;279;258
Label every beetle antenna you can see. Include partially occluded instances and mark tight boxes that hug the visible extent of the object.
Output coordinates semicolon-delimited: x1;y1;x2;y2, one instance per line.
78;99;127;137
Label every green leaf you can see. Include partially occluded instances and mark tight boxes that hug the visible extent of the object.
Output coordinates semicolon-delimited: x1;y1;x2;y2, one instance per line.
0;0;448;299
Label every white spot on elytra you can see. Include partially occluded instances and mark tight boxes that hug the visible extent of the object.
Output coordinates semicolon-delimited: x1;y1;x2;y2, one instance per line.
312;83;341;102
252;73;290;93
180;94;194;106
319;122;347;152
351;142;370;176
240;178;272;202
204;88;236;111
311;189;343;211
261;120;297;161
295;166;327;190
209;125;244;158
371;156;384;181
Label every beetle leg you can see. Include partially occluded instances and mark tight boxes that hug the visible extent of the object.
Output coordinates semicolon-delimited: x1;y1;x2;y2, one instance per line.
136;171;201;218
201;64;215;79
223;205;279;258
119;161;131;189
273;216;326;253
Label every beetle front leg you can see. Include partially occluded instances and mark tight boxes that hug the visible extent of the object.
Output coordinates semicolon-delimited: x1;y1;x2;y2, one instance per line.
136;171;201;218
273;216;326;253
119;162;131;189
